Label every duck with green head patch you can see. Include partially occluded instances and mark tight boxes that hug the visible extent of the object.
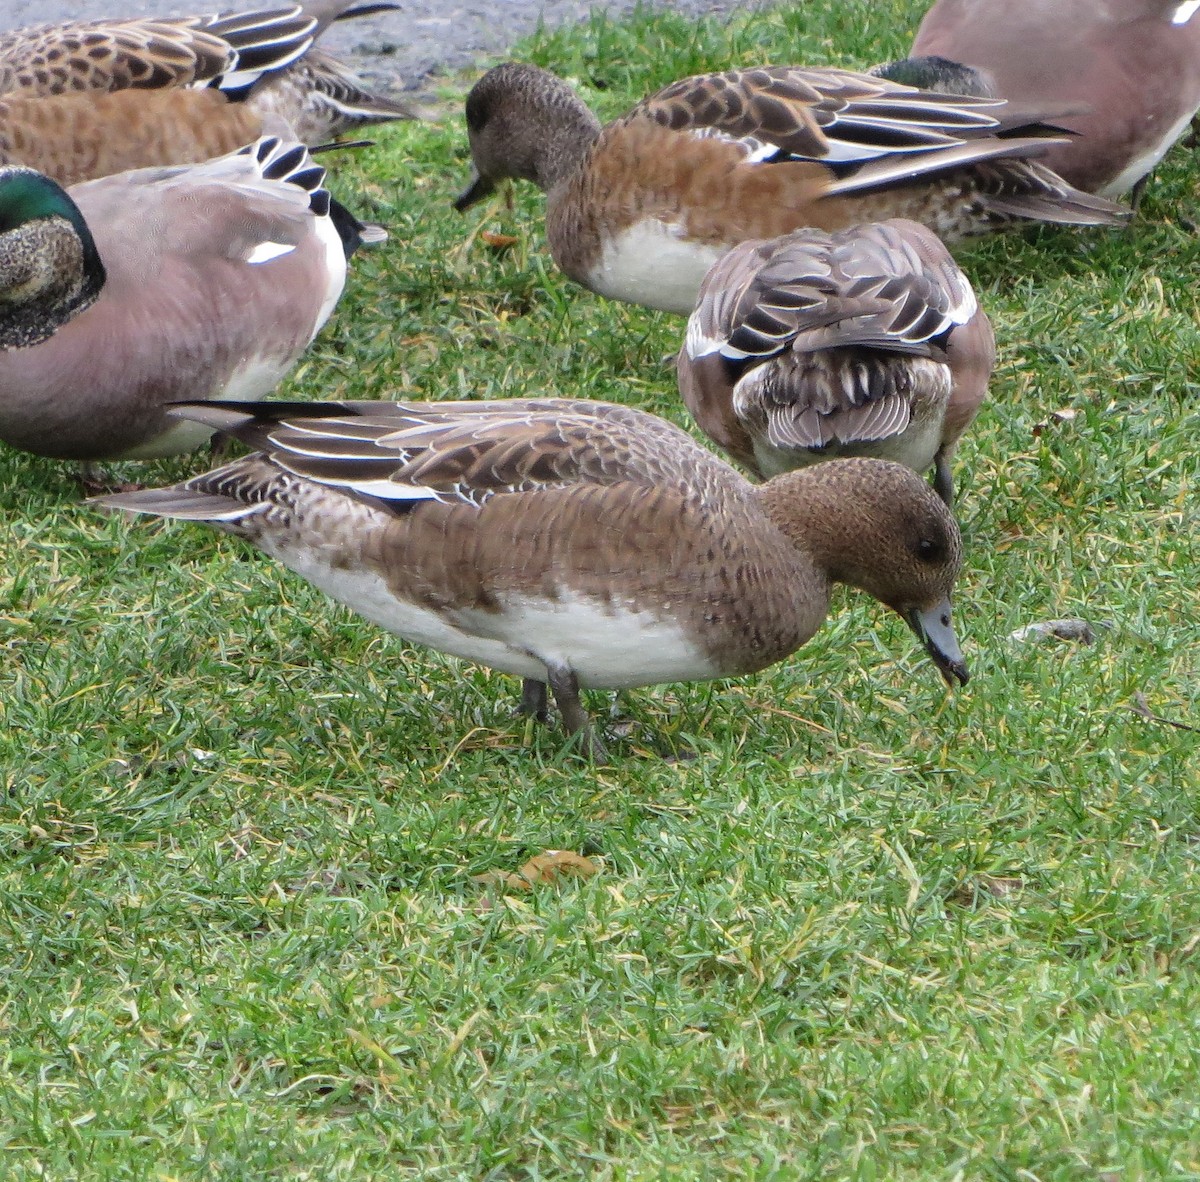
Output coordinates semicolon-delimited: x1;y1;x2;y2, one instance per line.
0;137;384;470
0;168;105;349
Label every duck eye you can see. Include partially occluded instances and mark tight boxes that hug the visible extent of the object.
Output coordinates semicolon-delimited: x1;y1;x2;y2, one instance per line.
916;537;942;563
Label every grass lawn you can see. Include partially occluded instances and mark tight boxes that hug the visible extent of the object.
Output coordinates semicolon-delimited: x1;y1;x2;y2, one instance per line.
2;0;1199;1177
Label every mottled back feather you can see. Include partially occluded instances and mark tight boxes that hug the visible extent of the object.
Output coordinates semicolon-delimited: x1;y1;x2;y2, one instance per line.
0;7;316;98
170;399;742;509
627;66;1009;163
679;218;992;481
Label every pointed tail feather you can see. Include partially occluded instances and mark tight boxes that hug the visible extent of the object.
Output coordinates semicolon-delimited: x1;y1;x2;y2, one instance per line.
92;486;260;523
163;399;361;453
824;140;1128;228
975;159;1129;227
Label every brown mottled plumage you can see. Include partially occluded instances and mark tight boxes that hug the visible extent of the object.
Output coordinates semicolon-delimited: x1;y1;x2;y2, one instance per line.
95;398;970;757
0;90;263;187
677;218;995;506
242;47;414;144
0;2;412;183
455;62;1128;314
910;0;1200;196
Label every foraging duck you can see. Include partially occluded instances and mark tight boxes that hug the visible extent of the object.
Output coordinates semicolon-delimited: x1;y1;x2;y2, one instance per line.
0;137;385;463
677;218;995;507
908;0;1200;197
0;2;412;184
454;62;1127;314
94;398;969;758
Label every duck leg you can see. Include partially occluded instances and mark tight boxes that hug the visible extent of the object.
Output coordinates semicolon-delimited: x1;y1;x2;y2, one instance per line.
76;461;140;497
546;663;606;760
1128;173;1148;216
931;449;955;509
518;678;549;722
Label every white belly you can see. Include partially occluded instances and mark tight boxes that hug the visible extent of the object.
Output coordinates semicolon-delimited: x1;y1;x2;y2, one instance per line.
115;355;299;460
588;219;726;314
1100;106;1200;196
255;534;721;691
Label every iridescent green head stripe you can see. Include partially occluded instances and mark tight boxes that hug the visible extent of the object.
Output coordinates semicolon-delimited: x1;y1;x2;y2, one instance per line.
0;167;106;349
0;168;88;235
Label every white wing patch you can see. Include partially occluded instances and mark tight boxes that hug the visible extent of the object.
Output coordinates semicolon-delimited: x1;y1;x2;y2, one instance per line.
293;473;442;502
684;313;727;360
245;240;297;264
688;128;779;163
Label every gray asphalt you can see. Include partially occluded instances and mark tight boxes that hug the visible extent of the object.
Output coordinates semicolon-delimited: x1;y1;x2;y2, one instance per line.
0;0;763;94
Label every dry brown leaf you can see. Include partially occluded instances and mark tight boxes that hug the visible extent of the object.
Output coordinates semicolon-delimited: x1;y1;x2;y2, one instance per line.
474;849;600;891
948;874;1027;906
1031;407;1078;437
977;875;1026;898
480;230;519;250
1008;617;1097;645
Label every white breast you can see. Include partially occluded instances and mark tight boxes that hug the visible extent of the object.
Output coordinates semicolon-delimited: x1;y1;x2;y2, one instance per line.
589;219;726;314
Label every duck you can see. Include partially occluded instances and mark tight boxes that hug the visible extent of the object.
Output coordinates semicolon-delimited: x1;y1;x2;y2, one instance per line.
905;0;1200;197
0;136;385;464
0;3;322;97
676;218;995;507
0;2;413;185
93;397;970;758
453;61;1128;314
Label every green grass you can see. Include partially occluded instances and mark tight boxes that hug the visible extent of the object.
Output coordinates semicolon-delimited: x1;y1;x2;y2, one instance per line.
2;1;1200;1177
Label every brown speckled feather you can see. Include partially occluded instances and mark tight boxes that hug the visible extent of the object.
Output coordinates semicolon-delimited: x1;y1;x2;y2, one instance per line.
174;398;741;505
0;8;315;97
614;68;1129;238
243;48;414;142
626;66;1004;156
678;218;994;502
0;2;408;178
0;90;264;186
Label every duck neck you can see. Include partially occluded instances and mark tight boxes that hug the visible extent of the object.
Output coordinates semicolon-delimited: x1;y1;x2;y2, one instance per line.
753;466;871;588
535;103;602;194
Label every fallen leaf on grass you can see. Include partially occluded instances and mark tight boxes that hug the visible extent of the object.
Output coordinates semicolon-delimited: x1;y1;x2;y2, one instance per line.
1008;618;1097;645
473;850;600;891
480;230;519;250
1031;407;1077;437
948;874;1027;907
976;875;1026;898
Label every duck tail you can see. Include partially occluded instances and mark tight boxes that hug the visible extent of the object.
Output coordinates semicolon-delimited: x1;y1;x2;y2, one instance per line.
975;159;1129;227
